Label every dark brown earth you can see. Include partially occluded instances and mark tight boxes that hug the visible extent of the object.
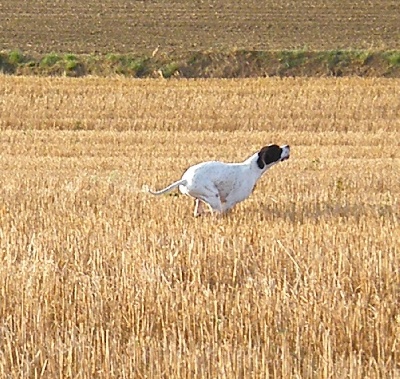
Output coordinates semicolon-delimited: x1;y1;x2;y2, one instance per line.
1;0;399;55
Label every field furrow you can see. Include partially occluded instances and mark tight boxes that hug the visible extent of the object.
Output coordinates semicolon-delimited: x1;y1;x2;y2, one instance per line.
1;0;399;54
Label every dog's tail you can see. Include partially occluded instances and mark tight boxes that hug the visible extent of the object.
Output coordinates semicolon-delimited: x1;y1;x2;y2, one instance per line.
145;179;187;196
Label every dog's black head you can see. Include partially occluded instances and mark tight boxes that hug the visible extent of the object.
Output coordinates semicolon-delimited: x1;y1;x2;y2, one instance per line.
256;144;290;169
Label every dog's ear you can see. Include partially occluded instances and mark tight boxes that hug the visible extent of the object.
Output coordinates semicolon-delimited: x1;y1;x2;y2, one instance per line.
256;145;282;169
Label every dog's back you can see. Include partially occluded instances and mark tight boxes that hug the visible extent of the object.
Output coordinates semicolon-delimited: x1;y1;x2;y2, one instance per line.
181;161;258;202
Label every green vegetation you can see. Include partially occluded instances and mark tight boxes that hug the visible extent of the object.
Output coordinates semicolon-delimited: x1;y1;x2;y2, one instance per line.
352;50;373;65
105;54;150;76
278;49;308;69
0;50;399;78
160;61;180;78
128;57;149;76
8;49;25;65
64;54;78;70
383;51;400;67
40;52;62;67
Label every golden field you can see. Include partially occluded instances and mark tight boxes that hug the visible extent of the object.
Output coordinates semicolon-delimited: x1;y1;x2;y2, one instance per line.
0;76;399;378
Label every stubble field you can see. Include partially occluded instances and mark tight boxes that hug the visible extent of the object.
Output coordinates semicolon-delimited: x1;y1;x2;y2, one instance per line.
0;76;399;378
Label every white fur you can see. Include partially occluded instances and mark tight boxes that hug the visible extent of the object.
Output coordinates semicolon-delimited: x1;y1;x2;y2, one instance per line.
147;144;290;216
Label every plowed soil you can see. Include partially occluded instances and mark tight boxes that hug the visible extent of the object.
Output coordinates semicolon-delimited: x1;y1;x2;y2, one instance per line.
1;0;399;55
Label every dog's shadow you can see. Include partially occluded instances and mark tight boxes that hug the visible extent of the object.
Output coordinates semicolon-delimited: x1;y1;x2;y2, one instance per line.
161;192;395;222
257;200;390;223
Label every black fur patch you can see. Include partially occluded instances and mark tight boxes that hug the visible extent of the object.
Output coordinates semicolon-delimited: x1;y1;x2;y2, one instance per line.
256;145;282;169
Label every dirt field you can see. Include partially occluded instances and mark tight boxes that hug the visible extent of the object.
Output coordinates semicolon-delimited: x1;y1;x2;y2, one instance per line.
0;76;399;378
1;0;399;55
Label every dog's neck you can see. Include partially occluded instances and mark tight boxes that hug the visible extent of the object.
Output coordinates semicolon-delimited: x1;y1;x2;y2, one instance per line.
247;150;281;170
242;153;274;179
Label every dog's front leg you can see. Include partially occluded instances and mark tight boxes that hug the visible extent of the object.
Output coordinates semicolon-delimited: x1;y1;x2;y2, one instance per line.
193;199;204;217
221;199;237;214
193;199;200;217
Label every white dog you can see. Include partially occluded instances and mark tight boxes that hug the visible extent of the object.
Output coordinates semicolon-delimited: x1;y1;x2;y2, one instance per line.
147;144;290;216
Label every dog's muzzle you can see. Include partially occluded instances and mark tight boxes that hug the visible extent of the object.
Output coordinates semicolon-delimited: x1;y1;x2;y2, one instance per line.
281;145;290;161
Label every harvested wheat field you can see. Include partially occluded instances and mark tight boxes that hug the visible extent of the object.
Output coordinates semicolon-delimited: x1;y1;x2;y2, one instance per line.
0;76;399;378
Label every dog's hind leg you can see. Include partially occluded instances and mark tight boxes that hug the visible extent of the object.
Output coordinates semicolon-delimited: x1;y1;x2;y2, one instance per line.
189;185;223;215
194;198;216;217
193;199;204;217
201;194;223;215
